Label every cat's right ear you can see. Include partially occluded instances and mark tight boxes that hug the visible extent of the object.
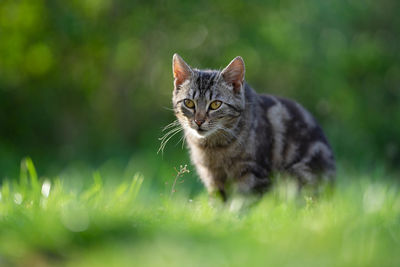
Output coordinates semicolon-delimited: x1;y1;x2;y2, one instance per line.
172;53;193;88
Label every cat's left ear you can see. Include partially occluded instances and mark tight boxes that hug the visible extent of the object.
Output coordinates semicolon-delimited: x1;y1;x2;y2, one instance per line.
221;56;245;93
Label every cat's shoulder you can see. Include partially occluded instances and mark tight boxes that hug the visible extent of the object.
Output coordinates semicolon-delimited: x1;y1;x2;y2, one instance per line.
254;92;318;128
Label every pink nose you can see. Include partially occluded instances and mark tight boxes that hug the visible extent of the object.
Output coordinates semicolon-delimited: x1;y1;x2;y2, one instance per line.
195;119;205;126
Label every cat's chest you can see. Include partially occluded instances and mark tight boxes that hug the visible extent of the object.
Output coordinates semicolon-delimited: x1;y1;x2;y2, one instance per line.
189;144;244;173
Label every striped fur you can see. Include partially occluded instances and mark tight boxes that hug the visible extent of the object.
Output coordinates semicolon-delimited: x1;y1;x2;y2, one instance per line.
172;54;335;200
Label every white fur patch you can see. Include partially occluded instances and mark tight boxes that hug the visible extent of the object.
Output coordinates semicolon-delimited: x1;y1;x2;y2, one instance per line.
186;127;216;139
187;128;207;139
267;101;291;168
181;79;191;87
194;163;217;193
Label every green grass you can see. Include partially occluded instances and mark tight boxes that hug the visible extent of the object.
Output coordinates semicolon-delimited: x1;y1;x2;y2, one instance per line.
0;158;399;266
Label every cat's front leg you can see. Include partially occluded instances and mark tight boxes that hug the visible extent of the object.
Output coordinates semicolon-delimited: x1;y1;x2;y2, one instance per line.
236;172;271;196
229;172;271;212
196;164;227;201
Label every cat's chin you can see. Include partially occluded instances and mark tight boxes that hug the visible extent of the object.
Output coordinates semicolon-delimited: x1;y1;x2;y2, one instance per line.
187;127;215;139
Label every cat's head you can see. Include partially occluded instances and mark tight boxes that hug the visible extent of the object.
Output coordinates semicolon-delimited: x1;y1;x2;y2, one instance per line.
172;54;246;139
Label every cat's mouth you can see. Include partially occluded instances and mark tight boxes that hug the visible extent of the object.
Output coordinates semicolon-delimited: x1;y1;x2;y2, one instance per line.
195;128;209;136
185;122;217;138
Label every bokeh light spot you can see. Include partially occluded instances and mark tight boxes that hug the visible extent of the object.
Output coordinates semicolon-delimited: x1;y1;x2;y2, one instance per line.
24;43;54;76
41;180;51;198
61;202;90;232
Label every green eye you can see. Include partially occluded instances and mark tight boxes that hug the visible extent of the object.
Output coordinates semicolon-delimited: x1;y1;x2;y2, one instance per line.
184;99;195;108
209;100;222;110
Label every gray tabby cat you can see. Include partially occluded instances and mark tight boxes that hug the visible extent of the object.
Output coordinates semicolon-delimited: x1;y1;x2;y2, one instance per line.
171;53;335;201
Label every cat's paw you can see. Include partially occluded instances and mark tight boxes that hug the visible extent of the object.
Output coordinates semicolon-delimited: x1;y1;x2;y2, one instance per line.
229;197;245;212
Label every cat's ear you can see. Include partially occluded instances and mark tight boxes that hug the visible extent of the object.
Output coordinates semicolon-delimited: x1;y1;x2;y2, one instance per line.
221;56;245;93
172;53;193;88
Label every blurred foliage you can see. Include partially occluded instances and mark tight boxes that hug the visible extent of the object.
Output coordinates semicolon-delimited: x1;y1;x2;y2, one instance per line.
0;159;399;266
0;0;400;177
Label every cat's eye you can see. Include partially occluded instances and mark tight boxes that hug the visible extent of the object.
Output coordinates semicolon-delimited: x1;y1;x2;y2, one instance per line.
184;99;195;108
209;100;222;110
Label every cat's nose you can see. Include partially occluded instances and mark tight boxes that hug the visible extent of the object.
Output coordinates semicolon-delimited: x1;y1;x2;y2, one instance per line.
194;118;205;126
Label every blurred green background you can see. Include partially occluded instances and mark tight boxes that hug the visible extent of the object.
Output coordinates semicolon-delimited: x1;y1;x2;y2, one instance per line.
1;0;399;182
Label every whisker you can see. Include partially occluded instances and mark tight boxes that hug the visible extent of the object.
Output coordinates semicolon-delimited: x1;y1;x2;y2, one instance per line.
159;125;182;141
161;106;175;112
158;125;182;152
179;131;189;149
161;120;180;132
158;128;183;154
175;135;185;148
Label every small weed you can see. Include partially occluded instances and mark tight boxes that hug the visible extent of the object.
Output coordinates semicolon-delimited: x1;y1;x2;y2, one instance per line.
169;164;190;197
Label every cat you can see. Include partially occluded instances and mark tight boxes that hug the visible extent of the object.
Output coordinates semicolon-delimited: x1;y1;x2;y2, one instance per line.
170;53;335;201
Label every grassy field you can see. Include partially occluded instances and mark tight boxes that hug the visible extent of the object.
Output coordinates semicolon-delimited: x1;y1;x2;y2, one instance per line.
0;158;399;267
1;1;399;266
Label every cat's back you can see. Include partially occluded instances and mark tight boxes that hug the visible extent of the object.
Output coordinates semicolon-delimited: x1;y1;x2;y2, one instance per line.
254;92;336;181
